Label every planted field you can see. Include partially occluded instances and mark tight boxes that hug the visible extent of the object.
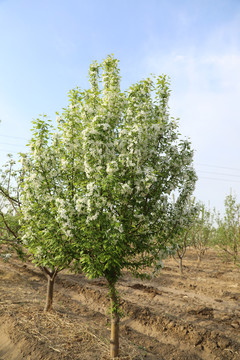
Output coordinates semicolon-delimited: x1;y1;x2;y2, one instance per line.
0;249;239;360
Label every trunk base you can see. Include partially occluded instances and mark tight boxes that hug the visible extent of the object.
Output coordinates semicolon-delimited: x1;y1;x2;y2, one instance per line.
110;314;119;358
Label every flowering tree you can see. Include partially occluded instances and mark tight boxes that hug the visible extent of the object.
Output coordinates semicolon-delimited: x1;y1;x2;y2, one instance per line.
0;155;23;261
20;55;197;357
70;56;197;357
19;109;84;311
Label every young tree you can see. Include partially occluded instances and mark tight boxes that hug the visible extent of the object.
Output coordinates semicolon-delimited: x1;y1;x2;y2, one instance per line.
70;56;197;357
0;155;23;261
215;193;240;265
20;55;197;357
172;197;198;274
19;110;84;311
191;204;213;264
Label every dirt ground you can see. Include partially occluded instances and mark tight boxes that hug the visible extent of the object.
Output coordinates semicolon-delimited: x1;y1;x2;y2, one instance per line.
0;248;240;360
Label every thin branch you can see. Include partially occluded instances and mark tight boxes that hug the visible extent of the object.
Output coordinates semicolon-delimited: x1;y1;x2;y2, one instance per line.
0;185;20;207
0;212;18;239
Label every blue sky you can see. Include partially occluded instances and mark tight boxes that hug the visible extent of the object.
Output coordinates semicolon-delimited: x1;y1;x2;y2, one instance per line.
0;0;240;213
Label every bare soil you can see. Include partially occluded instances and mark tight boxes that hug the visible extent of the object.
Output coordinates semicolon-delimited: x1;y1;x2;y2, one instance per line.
0;248;240;360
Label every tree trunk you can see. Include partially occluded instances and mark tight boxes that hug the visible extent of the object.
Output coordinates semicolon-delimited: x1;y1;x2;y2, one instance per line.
108;281;120;358
42;267;58;312
110;308;120;358
197;253;201;265
179;258;183;274
44;275;55;312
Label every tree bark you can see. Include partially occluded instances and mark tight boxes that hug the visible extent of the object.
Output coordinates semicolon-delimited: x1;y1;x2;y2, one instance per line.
44;275;55;312
110;309;120;358
179;258;183;274
108;281;120;358
197;253;201;264
42;267;58;312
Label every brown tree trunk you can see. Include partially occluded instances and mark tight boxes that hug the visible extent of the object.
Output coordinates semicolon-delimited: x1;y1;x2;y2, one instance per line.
110;308;120;358
42;267;58;312
44;275;55;312
179;258;183;274
197;253;201;264
108;281;120;358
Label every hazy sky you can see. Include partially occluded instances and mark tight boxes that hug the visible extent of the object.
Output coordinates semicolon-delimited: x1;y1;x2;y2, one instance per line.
0;0;240;213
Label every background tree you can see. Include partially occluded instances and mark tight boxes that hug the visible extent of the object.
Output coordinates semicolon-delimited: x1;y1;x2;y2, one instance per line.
191;204;214;264
19;107;84;311
0;155;23;261
215;193;240;265
171;197;199;274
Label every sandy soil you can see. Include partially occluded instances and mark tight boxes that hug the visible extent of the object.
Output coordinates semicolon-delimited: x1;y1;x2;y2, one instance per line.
0;248;239;360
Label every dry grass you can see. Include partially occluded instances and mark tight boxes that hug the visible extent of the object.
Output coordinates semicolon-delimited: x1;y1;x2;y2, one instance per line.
0;262;148;360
